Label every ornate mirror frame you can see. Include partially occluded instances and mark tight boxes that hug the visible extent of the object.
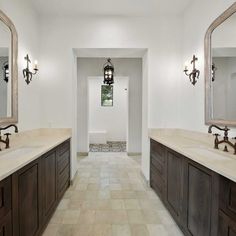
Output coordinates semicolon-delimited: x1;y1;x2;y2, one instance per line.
0;10;18;125
205;3;236;127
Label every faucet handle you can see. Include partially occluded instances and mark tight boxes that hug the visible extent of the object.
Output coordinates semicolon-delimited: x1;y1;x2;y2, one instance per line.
213;133;220;137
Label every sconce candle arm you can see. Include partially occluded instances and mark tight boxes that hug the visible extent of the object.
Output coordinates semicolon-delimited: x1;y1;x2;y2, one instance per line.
183;55;200;86
23;54;39;85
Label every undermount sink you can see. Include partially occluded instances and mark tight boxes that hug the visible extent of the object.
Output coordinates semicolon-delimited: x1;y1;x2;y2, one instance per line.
0;146;42;159
185;146;231;161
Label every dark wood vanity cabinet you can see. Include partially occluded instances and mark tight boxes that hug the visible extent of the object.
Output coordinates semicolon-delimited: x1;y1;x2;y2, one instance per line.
12;159;42;236
150;140;166;200
166;150;184;225
41;150;57;223
150;139;224;236
0;177;12;236
0;139;70;236
218;177;236;236
183;160;219;236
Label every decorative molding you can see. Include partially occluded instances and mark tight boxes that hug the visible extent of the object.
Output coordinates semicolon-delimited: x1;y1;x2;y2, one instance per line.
0;10;18;125
205;3;236;127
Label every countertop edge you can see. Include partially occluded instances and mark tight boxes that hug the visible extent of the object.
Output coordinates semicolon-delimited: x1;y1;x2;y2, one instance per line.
149;134;236;183
0;135;71;182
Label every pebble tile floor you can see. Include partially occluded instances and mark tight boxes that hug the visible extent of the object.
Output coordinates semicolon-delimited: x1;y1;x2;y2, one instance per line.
43;152;184;236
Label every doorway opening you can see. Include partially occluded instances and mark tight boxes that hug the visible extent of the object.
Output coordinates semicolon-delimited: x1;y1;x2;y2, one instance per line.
76;49;147;156
88;76;128;152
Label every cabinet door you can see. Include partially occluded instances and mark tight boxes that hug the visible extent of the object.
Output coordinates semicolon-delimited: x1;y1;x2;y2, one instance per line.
0;177;12;219
12;160;42;236
42;150;57;222
219;210;236;236
166;150;184;223
184;161;218;236
0;212;12;236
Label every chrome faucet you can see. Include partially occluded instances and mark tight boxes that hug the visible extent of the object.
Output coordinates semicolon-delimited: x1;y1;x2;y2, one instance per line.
0;124;18;151
208;125;236;154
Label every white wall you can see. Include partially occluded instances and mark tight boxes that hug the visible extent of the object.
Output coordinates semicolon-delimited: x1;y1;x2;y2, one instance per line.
181;0;236;137
89;76;128;142
77;58;142;154
0;0;41;130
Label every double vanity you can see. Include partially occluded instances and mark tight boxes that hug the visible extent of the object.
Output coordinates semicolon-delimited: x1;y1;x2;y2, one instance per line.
0;129;71;236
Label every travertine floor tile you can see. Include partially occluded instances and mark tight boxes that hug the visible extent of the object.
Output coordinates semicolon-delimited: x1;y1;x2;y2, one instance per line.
147;224;168;236
95;210;112;224
77;210;95;225
111;210;128;224
42;152;183;236
73;225;93;236
62;210;80;224
124;199;141;210
43;224;59;236
130;224;149;236
112;224;131;236
93;224;112;236
127;210;145;224
111;199;125;210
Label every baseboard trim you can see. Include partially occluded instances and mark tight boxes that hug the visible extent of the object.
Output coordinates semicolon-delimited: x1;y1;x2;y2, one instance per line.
127;152;141;156
140;171;150;187
78;152;89;156
70;170;78;186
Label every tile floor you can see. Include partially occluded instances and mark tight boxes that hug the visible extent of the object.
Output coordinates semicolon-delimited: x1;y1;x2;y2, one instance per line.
43;152;184;236
89;142;126;152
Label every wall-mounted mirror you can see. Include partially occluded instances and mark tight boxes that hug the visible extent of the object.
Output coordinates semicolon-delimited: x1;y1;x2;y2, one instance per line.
205;3;236;127
0;10;18;125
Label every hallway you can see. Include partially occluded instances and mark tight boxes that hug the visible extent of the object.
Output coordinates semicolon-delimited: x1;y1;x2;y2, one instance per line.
43;153;183;236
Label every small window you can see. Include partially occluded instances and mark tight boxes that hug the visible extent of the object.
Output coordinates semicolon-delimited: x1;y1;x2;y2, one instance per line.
101;85;113;107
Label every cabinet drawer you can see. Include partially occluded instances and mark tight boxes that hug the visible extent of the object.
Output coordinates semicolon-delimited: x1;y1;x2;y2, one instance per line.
0;211;12;236
220;177;236;220
0;177;11;219
150;166;165;199
58;140;70;156
57;165;70;199
150;140;165;164
58;165;70;190
57;150;70;174
151;155;165;178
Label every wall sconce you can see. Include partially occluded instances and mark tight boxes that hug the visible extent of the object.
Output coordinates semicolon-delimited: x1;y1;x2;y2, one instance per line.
103;58;114;85
23;54;38;85
183;55;200;86
2;62;9;83
212;63;217;82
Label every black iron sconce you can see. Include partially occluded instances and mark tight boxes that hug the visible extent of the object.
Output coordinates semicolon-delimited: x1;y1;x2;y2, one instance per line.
184;55;200;86
212;63;217;82
23;54;38;85
2;62;9;83
103;58;114;85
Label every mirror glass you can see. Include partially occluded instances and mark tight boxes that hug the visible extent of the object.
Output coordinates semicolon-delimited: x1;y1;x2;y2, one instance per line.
0;20;11;118
211;13;236;122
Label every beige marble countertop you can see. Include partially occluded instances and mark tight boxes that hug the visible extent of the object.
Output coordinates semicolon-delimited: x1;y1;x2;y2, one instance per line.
0;128;71;181
149;128;236;182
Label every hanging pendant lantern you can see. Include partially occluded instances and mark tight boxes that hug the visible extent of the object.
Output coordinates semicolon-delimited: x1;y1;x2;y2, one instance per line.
103;58;114;85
